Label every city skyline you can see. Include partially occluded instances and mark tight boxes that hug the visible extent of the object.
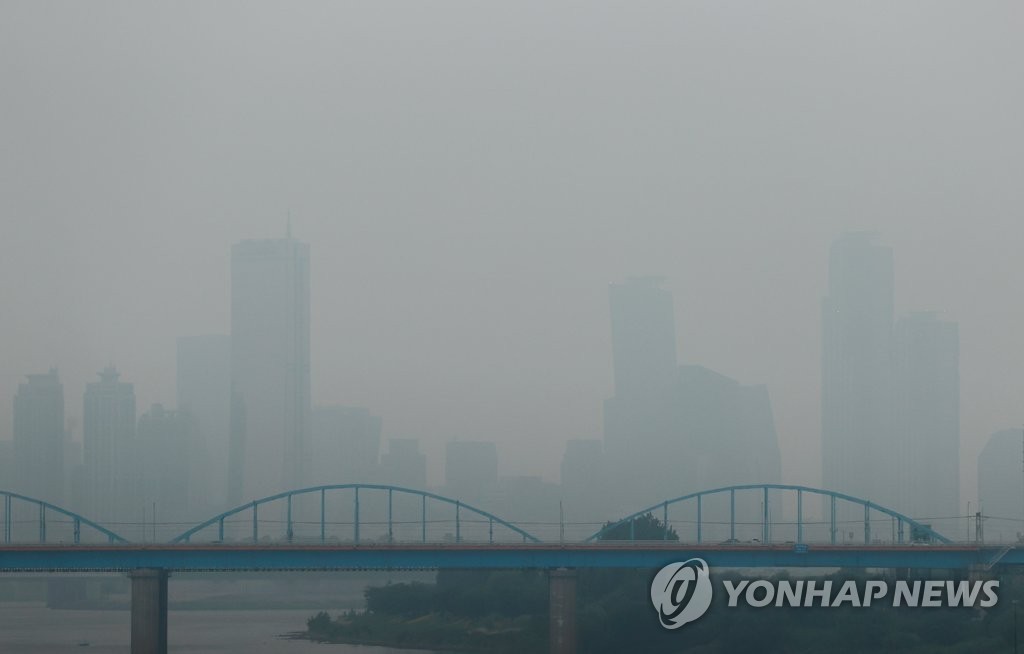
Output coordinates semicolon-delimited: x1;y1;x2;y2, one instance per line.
4;3;1022;505
1;231;1016;528
2;4;1021;652
230;234;312;503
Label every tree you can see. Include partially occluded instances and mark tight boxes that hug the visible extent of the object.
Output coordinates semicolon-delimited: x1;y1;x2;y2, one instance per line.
598;512;679;541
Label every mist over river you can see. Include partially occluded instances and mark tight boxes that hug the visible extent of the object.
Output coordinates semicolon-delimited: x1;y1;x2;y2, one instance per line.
0;606;447;654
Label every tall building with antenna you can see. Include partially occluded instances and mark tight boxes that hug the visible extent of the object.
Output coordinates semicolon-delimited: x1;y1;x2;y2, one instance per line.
229;228;311;503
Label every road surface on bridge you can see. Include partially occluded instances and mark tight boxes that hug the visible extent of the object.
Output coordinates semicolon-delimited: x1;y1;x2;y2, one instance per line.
0;542;1017;572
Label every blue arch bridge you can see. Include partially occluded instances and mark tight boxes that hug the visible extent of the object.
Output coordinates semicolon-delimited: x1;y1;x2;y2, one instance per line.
1;483;1021;654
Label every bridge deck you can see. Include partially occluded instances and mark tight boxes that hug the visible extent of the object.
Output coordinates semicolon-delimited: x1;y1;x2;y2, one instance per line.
0;543;1014;572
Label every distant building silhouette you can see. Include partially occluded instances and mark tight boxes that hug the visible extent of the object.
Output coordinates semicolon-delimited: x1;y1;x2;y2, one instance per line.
444;441;498;504
493;475;561;538
13;369;65;505
380;439;427;490
0;441;13;497
822;234;963;529
608;277;678;400
560;439;606;523
311;405;382;485
602;279;782;517
83;367;135;522
674;365;782;492
136;404;198;532
177;334;232;512
978;429;1024;543
821;233;896;509
603;278;679;506
893;312;960;534
230;236;311;501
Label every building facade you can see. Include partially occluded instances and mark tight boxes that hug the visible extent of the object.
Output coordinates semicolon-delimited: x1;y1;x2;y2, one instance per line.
603;277;679;509
177;334;232;512
13;369;65;505
230;236;311;502
893;312;960;535
83;367;136;522
978;429;1024;543
821;233;896;509
136;404;199;534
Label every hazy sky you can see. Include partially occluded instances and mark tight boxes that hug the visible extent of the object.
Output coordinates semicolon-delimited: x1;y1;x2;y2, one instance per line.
1;2;1021;503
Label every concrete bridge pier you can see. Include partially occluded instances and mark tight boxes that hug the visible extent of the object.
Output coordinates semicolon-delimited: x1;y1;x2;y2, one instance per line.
968;564;994;584
549;568;577;654
129;568;168;654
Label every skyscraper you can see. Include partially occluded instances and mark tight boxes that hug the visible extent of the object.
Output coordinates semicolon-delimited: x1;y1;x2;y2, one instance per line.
602;278;783;514
607;277;678;401
821;233;895;509
978;429;1024;543
13;369;65;505
177;334;232;511
230;235;311;502
893;312;960;534
136;404;198;531
673;365;782;492
83;367;136;522
603;277;678;483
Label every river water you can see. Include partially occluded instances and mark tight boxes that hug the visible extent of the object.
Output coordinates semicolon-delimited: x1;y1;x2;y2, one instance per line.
0;606;443;653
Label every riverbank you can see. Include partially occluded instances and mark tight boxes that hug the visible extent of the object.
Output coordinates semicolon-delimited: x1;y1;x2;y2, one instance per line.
305;610;542;653
0;606;438;653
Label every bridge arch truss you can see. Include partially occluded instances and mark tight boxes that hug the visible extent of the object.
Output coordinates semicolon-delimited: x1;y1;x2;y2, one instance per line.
586;483;952;545
0;490;128;544
171;484;541;545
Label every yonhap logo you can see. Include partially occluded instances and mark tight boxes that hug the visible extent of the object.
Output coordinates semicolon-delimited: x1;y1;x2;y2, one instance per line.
650;559;1000;631
650;558;714;629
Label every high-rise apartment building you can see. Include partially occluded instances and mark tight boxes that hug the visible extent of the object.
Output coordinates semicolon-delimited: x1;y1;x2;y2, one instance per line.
13;369;65;505
230;235;311;502
136;404;198;531
83;367;136;522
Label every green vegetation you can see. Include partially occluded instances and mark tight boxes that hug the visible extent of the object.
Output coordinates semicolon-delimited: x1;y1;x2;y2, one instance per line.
307;514;1024;653
597;511;680;541
306;570;547;653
